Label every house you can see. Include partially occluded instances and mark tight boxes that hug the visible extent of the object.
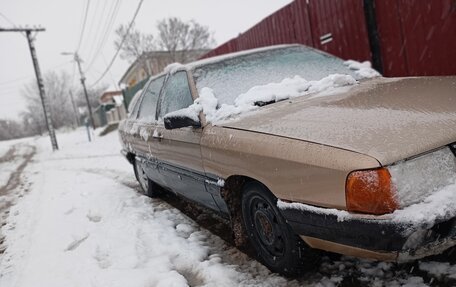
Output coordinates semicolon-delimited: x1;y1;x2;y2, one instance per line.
92;86;127;128
118;49;208;112
118;49;209;88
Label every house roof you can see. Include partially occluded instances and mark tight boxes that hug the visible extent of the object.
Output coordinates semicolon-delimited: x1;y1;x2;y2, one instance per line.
118;49;209;86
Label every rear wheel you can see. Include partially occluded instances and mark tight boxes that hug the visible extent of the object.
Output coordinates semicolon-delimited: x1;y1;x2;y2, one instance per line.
133;160;160;197
241;181;317;275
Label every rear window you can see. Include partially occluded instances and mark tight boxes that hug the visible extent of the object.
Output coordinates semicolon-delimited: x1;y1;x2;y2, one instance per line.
192;46;356;105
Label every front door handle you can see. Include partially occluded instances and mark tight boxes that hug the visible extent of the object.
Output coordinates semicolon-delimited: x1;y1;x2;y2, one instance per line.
152;130;163;140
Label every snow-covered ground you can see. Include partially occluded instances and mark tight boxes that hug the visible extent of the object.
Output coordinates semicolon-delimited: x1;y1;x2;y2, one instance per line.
0;128;455;287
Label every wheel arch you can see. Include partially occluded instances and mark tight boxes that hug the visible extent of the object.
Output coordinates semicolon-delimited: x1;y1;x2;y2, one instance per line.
221;174;277;247
125;151;136;164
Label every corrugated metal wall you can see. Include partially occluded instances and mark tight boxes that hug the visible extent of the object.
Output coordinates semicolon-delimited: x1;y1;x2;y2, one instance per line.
201;0;456;77
306;0;371;61
202;0;370;63
375;0;456;76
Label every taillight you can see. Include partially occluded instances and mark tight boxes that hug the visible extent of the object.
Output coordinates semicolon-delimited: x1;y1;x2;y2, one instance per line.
346;168;399;215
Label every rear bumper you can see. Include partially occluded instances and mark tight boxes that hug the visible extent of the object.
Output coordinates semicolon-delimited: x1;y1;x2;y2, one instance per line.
280;205;456;262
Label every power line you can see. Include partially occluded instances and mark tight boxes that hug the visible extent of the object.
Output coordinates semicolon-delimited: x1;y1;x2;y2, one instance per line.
76;0;91;52
85;0;121;72
0;60;72;88
0;75;33;86
0;13;26;37
83;0;109;61
89;0;144;87
83;0;109;59
0;12;16;26
101;52;119;89
88;0;121;71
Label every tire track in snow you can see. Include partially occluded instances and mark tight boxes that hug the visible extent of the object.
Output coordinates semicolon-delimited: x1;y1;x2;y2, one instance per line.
0;144;36;196
76;164;456;286
0;144;35;256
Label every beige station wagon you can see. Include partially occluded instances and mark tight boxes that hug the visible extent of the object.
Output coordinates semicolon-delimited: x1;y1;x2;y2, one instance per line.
119;45;456;275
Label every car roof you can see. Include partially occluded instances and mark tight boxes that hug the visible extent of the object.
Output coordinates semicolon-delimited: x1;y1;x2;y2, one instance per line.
185;44;301;70
144;45;301;83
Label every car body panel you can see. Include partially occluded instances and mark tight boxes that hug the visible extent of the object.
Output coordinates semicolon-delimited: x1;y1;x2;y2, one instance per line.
200;126;380;209
220;76;456;165
154;125;220;212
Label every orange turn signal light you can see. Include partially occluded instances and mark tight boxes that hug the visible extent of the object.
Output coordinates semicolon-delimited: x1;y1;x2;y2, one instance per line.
346;168;399;215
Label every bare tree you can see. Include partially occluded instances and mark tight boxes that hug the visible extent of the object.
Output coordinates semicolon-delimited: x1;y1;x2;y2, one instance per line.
114;17;215;68
114;23;155;64
156;17;215;62
0;119;24;140
21;71;77;132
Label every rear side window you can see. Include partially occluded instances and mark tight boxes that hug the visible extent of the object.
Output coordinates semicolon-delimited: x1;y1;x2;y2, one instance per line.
157;71;193;119
138;76;165;121
128;89;144;118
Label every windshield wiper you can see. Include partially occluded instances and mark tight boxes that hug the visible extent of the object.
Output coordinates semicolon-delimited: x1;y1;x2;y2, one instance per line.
254;100;276;107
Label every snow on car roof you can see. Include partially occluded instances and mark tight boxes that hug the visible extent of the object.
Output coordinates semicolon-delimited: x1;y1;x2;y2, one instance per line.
185;44;301;70
163;44;344;75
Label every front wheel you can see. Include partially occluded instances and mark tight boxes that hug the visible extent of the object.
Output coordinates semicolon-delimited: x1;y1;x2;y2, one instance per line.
241;182;317;275
133;160;160;197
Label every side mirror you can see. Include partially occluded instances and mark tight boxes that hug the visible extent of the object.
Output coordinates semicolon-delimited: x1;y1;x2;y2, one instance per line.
164;114;201;130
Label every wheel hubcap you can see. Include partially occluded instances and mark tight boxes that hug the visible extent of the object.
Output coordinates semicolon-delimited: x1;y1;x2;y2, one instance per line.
250;197;285;258
136;162;148;192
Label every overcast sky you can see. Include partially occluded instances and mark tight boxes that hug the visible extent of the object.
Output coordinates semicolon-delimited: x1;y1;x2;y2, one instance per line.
0;0;292;120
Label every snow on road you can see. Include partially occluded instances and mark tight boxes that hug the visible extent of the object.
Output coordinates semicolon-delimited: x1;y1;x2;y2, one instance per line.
0;129;290;287
0;128;455;287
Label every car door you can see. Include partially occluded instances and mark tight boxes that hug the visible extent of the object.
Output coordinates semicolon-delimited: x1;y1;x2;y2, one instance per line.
154;70;220;212
133;75;167;187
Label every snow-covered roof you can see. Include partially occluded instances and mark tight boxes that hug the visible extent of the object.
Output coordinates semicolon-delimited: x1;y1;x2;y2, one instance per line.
104;84;120;93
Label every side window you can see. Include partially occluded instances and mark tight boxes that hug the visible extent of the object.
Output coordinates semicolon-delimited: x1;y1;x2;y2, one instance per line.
137;76;165;121
158;71;194;119
128;88;144;118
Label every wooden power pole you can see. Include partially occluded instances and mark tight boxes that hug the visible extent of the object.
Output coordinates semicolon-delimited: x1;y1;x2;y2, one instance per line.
61;52;96;130
0;27;59;151
74;53;96;129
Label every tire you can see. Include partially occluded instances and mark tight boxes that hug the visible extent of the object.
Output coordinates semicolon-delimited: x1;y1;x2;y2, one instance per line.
241;181;317;275
133;160;160;197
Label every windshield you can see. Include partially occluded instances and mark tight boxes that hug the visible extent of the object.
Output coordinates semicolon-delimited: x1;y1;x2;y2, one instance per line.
192;46;357;106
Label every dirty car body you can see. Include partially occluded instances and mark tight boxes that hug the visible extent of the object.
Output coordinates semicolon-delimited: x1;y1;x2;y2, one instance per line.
119;45;456;274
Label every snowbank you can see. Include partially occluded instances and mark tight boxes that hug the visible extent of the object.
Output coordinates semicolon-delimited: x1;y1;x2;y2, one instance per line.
419;261;456;279
0;129;293;287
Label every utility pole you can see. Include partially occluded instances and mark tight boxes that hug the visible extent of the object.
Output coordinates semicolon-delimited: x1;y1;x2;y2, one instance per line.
0;27;59;151
62;52;95;130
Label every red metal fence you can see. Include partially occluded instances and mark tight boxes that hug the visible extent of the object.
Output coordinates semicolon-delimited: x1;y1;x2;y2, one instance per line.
203;0;370;62
201;0;456;77
375;0;456;76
